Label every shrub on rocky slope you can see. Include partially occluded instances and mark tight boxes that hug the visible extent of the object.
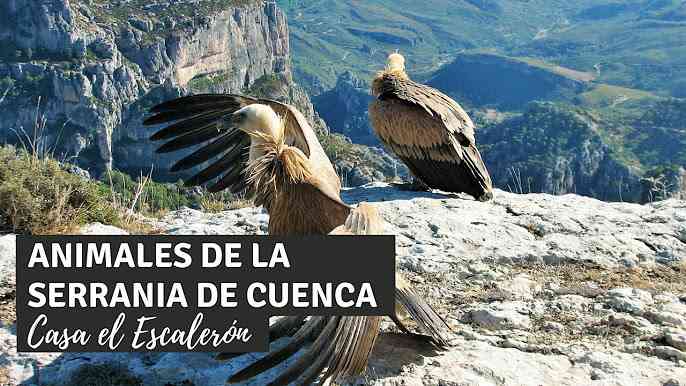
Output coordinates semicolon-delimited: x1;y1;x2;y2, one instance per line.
0;145;119;234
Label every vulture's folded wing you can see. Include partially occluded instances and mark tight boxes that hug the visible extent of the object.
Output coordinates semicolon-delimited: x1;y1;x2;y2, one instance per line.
369;74;493;200
144;94;321;193
372;75;476;146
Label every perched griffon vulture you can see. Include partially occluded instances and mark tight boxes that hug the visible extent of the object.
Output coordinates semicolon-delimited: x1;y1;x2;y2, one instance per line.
369;53;494;201
144;94;452;384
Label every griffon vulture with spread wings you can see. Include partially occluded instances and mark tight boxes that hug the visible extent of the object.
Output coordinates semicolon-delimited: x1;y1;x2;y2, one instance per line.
369;53;494;201
144;94;452;385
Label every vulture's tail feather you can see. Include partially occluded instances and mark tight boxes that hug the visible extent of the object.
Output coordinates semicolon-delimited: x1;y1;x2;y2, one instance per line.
227;317;326;383
265;316;341;385
215;316;307;362
400;144;493;200
395;275;453;347
462;144;494;201
323;316;382;380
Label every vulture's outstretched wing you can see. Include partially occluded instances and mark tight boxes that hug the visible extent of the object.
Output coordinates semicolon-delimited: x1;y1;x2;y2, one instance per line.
223;204;385;385
224;203;451;384
144;94;338;194
369;73;493;201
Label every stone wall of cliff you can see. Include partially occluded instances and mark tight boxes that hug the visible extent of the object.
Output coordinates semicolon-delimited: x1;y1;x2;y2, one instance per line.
0;0;290;176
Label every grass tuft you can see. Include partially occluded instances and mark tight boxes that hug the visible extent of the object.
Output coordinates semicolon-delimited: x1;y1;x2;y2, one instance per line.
199;192;253;213
0;145;121;234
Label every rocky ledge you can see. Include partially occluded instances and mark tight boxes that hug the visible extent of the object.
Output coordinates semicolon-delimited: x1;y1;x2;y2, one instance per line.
1;185;685;385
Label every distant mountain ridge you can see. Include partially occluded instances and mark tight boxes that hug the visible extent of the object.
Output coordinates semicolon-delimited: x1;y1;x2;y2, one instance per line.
426;52;592;110
277;0;686;96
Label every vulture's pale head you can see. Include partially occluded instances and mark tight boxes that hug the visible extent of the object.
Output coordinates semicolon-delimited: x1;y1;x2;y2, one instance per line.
386;52;406;73
232;104;284;137
372;52;409;96
231;104;285;161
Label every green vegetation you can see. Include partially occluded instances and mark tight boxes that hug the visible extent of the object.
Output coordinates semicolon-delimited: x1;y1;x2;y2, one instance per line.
428;52;590;109
480;102;626;197
104;170;249;216
0;145;120;234
104;170;192;215
0;77;14;93
640;98;686;129
482;102;599;166
521;1;686;95
0;74;53;100
575;84;659;109
198;192;253;213
478;98;686;201
628;99;686;167
244;74;288;98
0;38;77;63
84;47;100;62
320;132;358;162
80;0;259;33
319;131;399;183
0;144;253;234
188;71;233;93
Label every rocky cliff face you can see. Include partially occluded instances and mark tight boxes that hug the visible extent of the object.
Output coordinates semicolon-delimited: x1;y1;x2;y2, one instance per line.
1;185;685;384
478;101;686;203
0;0;399;186
312;71;379;146
0;0;290;175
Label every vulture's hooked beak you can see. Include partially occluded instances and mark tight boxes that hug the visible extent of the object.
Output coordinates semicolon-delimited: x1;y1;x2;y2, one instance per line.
230;110;247;130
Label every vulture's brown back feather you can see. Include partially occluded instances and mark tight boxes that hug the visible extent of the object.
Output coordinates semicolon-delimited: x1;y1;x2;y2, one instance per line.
369;72;494;201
